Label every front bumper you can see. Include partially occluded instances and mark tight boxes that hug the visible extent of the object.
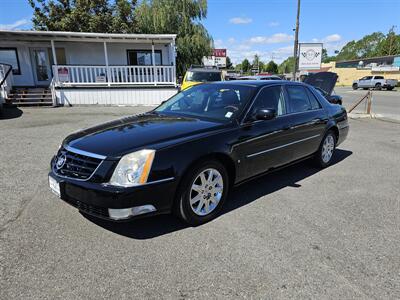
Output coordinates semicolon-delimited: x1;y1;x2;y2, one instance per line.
49;171;177;221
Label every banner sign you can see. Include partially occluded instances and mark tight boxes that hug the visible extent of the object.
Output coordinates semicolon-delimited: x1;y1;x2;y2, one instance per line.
213;49;227;57
57;67;69;82
299;43;323;70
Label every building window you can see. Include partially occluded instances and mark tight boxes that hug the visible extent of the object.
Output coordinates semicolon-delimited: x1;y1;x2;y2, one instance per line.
0;48;21;74
127;50;162;66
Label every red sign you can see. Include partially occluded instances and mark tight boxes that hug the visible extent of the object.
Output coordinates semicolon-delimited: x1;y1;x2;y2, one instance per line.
213;49;226;57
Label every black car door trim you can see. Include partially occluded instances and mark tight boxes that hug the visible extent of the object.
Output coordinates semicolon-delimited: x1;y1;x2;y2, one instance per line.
246;134;321;158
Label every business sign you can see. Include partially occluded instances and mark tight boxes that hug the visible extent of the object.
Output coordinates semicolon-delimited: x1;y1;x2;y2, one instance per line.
202;56;227;68
213;49;226;57
298;43;323;70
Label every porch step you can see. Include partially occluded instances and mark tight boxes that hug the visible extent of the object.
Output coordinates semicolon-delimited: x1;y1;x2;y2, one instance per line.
6;87;53;107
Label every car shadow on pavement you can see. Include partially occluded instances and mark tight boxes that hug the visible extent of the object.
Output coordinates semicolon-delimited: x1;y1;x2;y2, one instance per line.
83;149;352;240
0;106;23;120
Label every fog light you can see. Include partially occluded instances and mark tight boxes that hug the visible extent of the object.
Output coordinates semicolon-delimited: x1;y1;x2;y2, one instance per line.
131;205;156;216
108;208;132;220
108;205;156;220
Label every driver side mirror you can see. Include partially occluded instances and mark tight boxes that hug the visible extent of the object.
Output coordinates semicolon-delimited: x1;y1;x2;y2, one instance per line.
254;108;276;121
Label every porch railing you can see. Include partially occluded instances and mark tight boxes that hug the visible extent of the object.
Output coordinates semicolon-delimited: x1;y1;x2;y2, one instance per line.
0;63;14;101
52;65;176;87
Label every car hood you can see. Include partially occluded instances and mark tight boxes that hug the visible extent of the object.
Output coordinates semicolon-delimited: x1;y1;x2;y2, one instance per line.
304;72;338;95
64;113;226;158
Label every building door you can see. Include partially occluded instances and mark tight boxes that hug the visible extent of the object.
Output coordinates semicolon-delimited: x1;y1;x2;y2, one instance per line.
30;48;52;86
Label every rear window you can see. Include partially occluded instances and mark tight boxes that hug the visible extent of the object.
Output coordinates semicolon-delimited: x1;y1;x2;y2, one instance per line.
186;71;221;82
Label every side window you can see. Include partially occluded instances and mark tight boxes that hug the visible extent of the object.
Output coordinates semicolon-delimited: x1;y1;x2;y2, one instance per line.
286;86;312;113
250;85;286;117
375;76;384;80
306;88;322;109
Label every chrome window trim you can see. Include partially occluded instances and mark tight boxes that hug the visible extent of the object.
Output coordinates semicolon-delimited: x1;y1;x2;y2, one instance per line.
241;84;325;125
246;134;320;158
65;145;107;160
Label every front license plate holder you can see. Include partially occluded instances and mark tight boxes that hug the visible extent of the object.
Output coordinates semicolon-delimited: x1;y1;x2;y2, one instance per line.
49;175;61;197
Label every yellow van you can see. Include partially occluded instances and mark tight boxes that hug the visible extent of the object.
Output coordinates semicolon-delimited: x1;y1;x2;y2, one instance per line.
181;67;223;91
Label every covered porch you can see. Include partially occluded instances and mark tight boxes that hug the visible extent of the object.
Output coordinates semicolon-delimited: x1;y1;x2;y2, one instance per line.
0;30;178;106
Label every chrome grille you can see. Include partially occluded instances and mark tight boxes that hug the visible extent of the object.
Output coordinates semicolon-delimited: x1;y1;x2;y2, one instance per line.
54;148;102;180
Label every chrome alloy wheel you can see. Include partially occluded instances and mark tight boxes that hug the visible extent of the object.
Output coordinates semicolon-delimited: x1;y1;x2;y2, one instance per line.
322;135;335;163
190;168;224;216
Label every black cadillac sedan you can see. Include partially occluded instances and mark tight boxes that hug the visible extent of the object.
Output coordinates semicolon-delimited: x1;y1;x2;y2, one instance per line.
49;81;349;225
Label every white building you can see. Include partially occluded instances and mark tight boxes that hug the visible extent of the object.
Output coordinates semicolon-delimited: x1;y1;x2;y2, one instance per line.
0;30;178;106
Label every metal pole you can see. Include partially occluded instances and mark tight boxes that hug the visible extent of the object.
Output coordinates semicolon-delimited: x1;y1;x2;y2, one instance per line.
292;0;301;81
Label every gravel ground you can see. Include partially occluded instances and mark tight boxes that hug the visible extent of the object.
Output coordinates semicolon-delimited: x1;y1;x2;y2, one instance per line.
1;106;399;299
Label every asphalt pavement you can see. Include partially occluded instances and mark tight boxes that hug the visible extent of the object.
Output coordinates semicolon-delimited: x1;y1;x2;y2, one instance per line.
335;86;400;120
1;106;399;299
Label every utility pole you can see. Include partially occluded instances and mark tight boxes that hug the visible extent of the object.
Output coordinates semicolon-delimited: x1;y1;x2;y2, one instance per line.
292;0;301;81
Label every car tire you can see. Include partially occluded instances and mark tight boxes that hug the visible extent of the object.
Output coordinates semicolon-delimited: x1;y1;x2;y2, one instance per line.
352;83;358;90
375;83;382;90
175;160;229;226
314;130;336;168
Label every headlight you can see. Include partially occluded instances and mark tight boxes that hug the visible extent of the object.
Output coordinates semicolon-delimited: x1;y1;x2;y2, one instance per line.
109;149;155;187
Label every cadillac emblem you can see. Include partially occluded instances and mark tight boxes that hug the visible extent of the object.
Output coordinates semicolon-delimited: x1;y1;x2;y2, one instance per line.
56;154;67;170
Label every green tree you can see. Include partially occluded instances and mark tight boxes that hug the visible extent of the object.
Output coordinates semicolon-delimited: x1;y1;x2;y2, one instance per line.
29;0;138;33
135;0;212;76
335;32;385;61
378;26;400;56
225;56;233;69
322;48;337;63
265;60;278;74
241;58;251;73
278;57;295;74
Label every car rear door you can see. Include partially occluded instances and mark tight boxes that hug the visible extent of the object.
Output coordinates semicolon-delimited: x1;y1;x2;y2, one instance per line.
283;85;328;161
234;85;294;179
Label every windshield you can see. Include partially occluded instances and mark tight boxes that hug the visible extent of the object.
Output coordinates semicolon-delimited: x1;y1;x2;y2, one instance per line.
155;84;256;122
186;71;222;82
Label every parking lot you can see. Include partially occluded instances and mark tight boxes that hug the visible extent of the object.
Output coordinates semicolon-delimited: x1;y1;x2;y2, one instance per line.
336;86;400;119
1;105;399;299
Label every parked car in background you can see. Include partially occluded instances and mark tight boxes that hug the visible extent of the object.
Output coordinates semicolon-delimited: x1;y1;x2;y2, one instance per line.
352;76;398;90
304;72;343;105
49;80;349;225
181;66;222;91
239;75;282;81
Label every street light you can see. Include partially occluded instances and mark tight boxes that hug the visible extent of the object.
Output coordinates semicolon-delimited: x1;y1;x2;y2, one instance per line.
292;0;301;81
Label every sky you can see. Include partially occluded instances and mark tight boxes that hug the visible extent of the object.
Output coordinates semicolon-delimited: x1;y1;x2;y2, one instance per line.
1;0;400;64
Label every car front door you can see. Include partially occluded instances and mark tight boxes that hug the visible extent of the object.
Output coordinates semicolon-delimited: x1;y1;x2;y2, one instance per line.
234;85;294;179
284;85;328;161
359;76;372;88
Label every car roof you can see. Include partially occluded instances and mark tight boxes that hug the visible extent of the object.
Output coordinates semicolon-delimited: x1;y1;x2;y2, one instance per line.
207;80;305;88
188;68;221;73
239;75;281;80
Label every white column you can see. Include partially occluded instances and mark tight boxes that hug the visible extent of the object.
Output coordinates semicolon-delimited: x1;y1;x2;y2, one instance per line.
51;40;59;83
172;38;176;85
104;41;111;87
151;41;157;85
